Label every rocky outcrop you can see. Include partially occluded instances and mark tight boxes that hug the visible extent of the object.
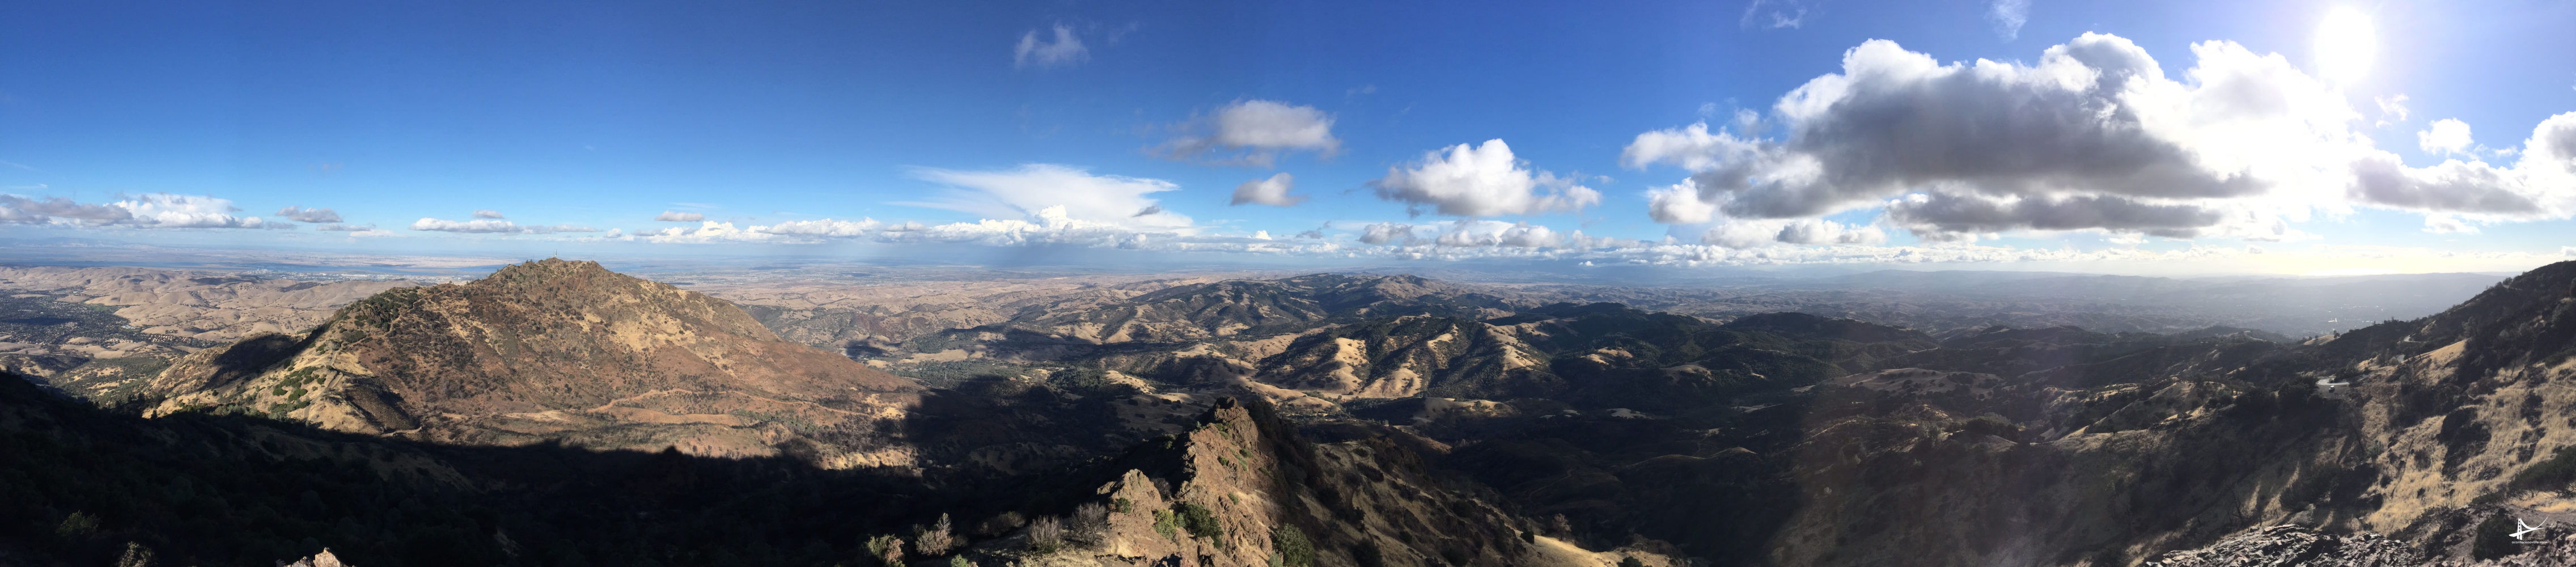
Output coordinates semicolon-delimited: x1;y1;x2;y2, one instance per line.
2144;522;2576;566
985;397;1643;566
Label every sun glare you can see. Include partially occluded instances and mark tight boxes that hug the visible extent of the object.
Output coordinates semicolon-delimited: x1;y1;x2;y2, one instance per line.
2314;6;2377;84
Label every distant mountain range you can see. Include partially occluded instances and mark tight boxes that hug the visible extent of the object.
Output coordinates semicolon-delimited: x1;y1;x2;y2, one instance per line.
6;260;2575;566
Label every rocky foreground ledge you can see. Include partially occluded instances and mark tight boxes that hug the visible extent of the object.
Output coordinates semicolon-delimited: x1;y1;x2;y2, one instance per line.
2145;523;2576;567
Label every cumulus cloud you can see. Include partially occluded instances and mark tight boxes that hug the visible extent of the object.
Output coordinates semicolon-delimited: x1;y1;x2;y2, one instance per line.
1014;23;1088;69
275;206;342;223
1433;221;1561;248
0;194;133;224
1;193;283;229
112;194;272;229
1697;217;1887;248
1368;139;1600;217
1156;100;1341;167
472;209;505;219
313;223;372;231
654;210;706;222
1358;222;1416;245
1645;183;1719;223
1230;173;1305;206
409;218;599;234
898;164;1193;232
1623;33;2576;243
2418;119;2473;155
1884;192;2222;238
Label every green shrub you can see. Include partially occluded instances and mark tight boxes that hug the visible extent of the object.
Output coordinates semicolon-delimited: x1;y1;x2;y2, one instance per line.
1151;510;1179;539
1176;503;1223;542
56;511;99;539
2509;445;2576;493
1270;524;1314;566
2472;513;2521;560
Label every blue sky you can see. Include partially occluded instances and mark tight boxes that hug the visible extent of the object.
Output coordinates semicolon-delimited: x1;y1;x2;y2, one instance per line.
3;0;2573;275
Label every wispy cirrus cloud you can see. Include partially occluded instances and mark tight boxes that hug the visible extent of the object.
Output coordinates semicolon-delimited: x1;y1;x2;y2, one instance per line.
895;163;1193;232
1013;23;1089;69
275;206;342;223
410;217;598;234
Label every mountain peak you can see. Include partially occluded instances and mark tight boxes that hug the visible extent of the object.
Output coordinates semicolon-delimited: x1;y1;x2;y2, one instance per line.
143;259;917;460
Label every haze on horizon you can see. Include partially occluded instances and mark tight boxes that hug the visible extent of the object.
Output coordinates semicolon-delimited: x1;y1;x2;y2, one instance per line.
3;1;2573;277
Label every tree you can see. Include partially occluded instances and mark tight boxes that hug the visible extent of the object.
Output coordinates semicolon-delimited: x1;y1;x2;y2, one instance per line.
1027;515;1064;552
1070;502;1111;543
1270;525;1314;567
115;542;155;567
865;534;904;566
916;513;957;557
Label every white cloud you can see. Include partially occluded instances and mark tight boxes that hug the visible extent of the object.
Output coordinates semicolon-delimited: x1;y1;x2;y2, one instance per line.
2374;94;2410;126
898;164;1193;232
1230;173;1305;207
1;193;287;229
0;194;132;225
472;209;505;219
759;218;883;236
1987;0;2030;40
409;218;598;234
1645;183;1718;223
1430;221;1562;248
1740;0;1814;29
1368;139;1600;217
313;223;372;231
1358;222;1416;245
1622;33;2576;243
654;210;706;222
1776;218;1887;245
1157;100;1341;167
275;206;342;223
2418;119;2473;155
1694;217;1887;248
112;194;269;229
1014;23;1088;69
2422;214;2476;234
